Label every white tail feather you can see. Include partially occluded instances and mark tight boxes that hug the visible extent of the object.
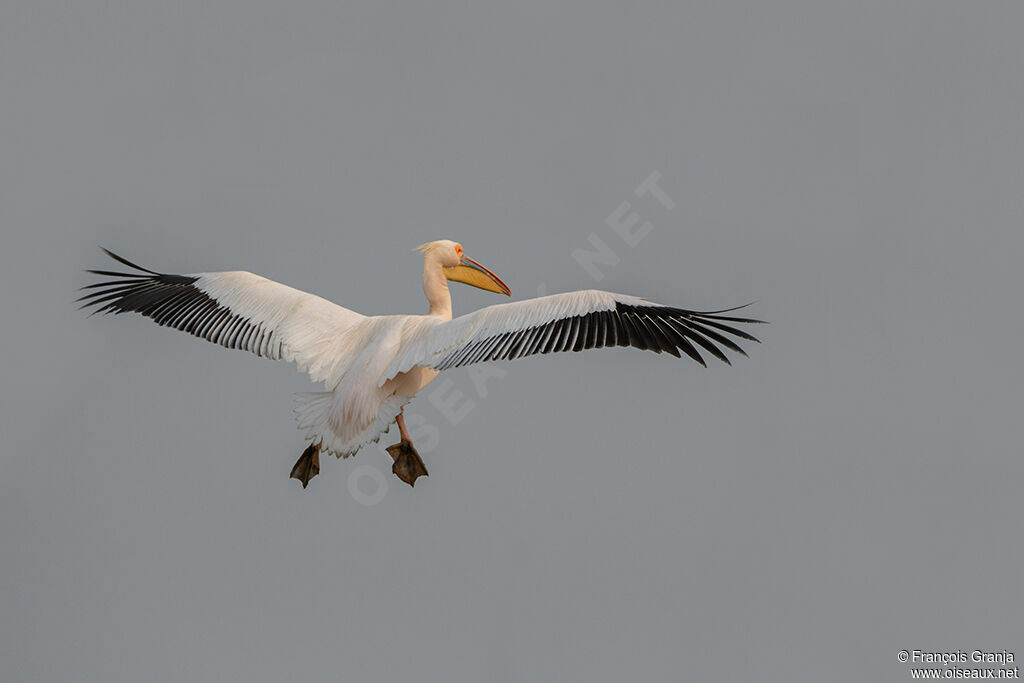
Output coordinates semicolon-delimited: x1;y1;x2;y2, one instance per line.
294;392;410;458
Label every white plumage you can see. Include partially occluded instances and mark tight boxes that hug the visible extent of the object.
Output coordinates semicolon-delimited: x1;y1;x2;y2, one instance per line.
82;240;762;486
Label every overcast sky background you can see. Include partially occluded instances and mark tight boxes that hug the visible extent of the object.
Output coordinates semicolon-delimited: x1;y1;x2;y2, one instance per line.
2;3;1023;682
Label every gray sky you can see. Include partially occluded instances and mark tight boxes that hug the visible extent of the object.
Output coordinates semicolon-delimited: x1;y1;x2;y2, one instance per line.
3;3;1023;682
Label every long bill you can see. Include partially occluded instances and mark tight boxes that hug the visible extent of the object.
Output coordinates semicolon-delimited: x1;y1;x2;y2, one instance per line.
443;257;511;296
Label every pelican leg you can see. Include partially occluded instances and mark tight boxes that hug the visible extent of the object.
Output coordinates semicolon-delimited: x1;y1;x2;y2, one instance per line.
290;442;321;489
386;408;429;487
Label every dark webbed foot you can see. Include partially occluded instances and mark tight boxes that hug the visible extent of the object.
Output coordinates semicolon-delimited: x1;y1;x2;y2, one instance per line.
386;438;429;487
290;443;320;489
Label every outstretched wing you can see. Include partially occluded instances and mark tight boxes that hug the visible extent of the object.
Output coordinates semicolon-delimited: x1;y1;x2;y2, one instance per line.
380;289;763;383
80;248;367;385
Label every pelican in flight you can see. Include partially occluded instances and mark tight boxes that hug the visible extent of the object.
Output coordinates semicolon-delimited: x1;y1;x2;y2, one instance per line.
81;241;762;488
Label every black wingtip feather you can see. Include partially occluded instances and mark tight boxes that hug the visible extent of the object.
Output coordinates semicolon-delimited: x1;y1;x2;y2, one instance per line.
689;301;758;315
79;250;280;357
83;269;150;279
698;313;767;325
99;247;161;275
431;300;763;372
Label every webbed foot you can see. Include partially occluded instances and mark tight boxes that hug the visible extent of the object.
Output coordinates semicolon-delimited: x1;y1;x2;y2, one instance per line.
290;443;320;489
385;438;429;487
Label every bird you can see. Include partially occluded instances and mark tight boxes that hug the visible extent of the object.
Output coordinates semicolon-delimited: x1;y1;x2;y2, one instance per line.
80;240;763;488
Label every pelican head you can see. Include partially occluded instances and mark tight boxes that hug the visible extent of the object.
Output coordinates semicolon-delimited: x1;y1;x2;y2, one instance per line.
416;240;511;296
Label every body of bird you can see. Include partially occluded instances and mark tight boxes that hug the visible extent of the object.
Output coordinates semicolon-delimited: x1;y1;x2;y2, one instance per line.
81;240;763;487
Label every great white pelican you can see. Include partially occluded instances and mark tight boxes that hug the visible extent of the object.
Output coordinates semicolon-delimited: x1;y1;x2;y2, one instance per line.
81;240;762;487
